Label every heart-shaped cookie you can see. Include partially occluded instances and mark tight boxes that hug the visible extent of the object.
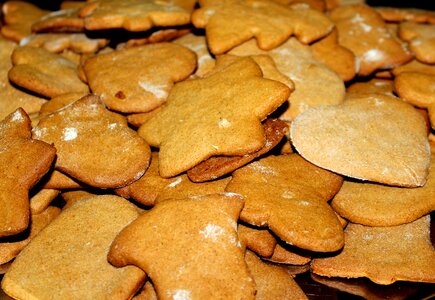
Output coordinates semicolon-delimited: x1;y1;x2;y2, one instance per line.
290;94;430;187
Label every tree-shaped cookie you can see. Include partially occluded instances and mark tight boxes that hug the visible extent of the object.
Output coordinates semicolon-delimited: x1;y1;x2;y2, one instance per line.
226;154;344;252
290;94;430;187
79;0;196;31
311;216;435;285
33;94;151;188
0;109;56;237
139;57;290;177
108;194;256;300
330;4;412;76
84;43;197;113
192;0;334;54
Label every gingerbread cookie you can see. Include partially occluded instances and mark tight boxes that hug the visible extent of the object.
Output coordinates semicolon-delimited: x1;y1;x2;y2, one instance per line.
1;1;49;42
393;59;435;76
187;118;288;182
108;194;256;300
266;243;311;265
238;225;277;258
376;7;435;24
290;93;430;187
79;0;196;31
0;206;60;265
311;216;435;285
29;188;60;214
33;94;151;188
38;92;88;118
9;46;89;98
1;195;146;299
0;109;56;238
84;43;196;113
311;28;356;82
173;33;216;77
226;154;344;252
192;0;333;54
117;153;231;206
139;57;290;177
245;250;308;300
399;22;435;64
0;38;46;120
31;8;85;33
229;38;345;121
41;170;84;190
20;33;108;54
395;72;435;129
347;78;394;96
330;4;412;76
332;151;435;226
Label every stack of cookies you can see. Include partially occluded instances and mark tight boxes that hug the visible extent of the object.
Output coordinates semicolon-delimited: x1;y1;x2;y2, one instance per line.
1;0;434;299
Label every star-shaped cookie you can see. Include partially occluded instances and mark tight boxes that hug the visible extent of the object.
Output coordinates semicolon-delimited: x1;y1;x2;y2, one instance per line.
139;57;290;177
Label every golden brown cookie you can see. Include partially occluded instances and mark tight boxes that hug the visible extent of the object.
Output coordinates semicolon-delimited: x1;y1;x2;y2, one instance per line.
0;206;60;265
347;78;394;96
376;7;435;24
8;46;89;98
139;57;290;177
311;28;356;82
187;118;289;182
116;153;231;206
84;43;196;113
133;281;158;300
126;107;162;128
226;154;344;252
393;59;435;76
266;243;311;265
330;4;412;76
0;38;46;120
229;38;345;121
1;195;146;299
79;0;196;31
108;194;256;300
238;225;277;258
1;1;49;42
192;0;334;54
311;216;435;285
29;188;60;214
395;72;435;129
117;28;192;50
31;8;85;33
33;94;151;188
245;250;308;300
0;109;56;238
290;93;430;187
20;33;108;54
331;151;435;226
38;92;88;118
399;22;435;64
40;169;84;190
173;33;216;78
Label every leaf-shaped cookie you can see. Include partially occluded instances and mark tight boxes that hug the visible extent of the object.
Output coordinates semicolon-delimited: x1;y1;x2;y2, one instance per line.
84;43;196;113
33;94;151;188
138;57;290;177
0;109;56;237
290;94;430;187
192;0;333;54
